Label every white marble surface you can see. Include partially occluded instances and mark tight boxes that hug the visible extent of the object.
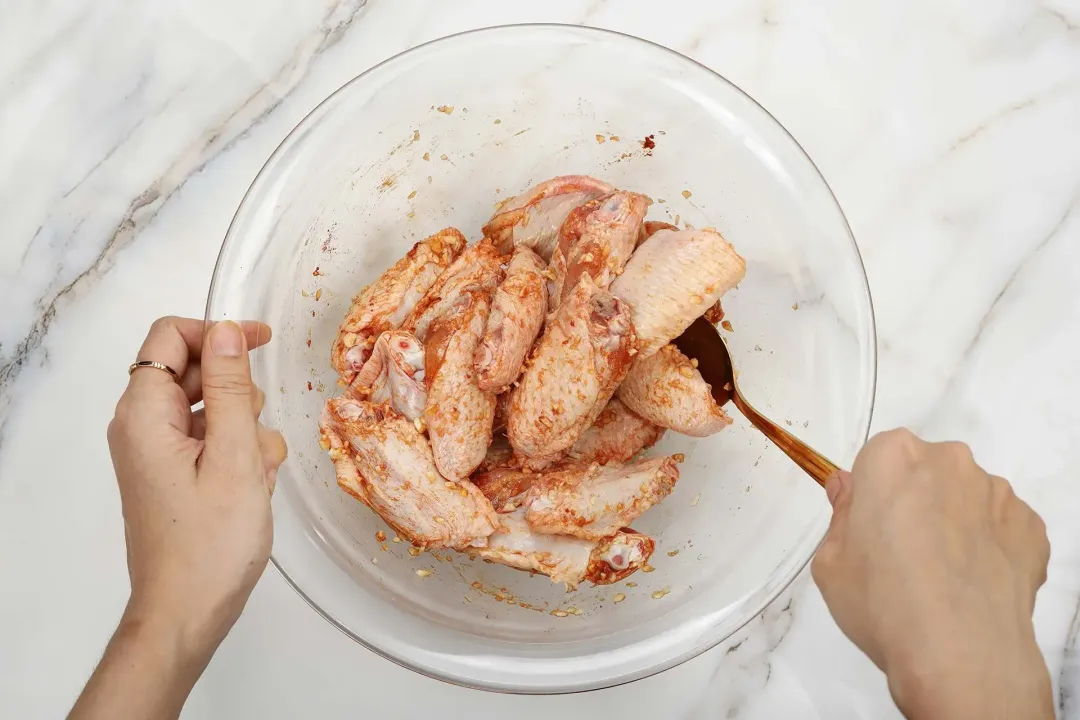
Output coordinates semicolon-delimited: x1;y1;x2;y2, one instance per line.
2;0;1079;717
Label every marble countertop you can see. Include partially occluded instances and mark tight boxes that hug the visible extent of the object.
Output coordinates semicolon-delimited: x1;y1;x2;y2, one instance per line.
3;1;1079;717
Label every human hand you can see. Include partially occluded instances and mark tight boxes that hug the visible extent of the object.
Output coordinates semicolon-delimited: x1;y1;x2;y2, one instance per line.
813;429;1052;719
107;317;287;667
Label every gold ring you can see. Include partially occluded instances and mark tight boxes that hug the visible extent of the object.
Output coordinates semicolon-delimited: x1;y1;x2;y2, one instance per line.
128;360;180;382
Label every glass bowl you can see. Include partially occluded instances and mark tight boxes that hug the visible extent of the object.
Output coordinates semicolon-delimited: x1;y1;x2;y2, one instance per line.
206;24;876;694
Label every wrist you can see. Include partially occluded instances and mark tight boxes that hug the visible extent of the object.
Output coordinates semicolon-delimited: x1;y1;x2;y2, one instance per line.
120;596;220;681
69;598;217;719
886;634;1053;720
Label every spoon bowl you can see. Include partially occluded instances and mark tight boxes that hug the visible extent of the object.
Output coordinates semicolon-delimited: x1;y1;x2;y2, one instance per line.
674;316;841;486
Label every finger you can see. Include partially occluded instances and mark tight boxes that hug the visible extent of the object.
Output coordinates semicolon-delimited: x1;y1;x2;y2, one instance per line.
129;317;205;396
252;386;266;417
991;475;1051;596
824;470;851;507
816;470;853;567
825;470;854;524
1020;504;1051;600
180;363;203;405
131;318;271;399
259;426;287;496
930;440;981;477
1031;511;1051;588
259;426;288;470
173;319;272;358
180;328;272;406
200;321;261;478
189;385;266;440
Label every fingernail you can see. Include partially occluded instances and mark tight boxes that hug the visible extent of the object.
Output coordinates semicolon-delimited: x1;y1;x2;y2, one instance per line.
824;473;843;504
210;321;243;358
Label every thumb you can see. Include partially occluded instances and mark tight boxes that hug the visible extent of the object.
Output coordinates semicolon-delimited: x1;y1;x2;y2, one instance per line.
821;469;854;544
825;469;852;510
200;321;260;473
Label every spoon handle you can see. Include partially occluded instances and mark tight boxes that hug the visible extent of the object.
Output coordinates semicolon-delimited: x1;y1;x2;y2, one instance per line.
732;393;840;488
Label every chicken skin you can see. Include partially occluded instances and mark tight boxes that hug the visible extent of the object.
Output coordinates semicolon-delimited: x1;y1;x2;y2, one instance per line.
566;397;665;465
638;220;677;248
475;246;547;392
610;227;745;357
492;391;511;435
352;330;427;421
423;289;497;481
476;434;514;474
332;228;465;383
471;465;538;512
471;509;655;589
400;239;504;341
322;174;744;594
549;191;648;311
617;343;732;437
483;175;615;261
638;221;724;322
507;274;636;469
319;397;500;549
523;456;680;540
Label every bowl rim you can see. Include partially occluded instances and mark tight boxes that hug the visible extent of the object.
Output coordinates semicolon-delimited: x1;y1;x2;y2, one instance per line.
206;21;878;695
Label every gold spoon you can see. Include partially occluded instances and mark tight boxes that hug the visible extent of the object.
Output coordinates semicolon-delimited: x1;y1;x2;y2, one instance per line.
673;316;840;487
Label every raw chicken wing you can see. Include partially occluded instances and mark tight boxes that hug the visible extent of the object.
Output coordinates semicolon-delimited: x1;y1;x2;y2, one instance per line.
610;228;745;357
332;228;465;383
638;220;677;247
475;246;547;391
507;274;636;468
319;397;500;549
352;330;427;420
492;391;511;434
471;466;537;512
617;343;732;436
400;239;504;341
471;509;655;589
566;397;664;465
423;289;497;481
483;175;615;261
319;410;368;507
524;456;680;540
476;434;514;474
549;191;648;310
638;221;724;322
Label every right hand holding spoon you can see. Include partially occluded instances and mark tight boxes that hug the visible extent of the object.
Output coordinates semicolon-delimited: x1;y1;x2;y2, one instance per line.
813;429;1053;720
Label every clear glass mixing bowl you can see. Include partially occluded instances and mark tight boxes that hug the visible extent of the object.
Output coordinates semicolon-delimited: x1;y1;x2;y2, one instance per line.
206;24;876;694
